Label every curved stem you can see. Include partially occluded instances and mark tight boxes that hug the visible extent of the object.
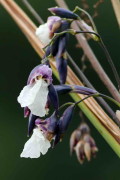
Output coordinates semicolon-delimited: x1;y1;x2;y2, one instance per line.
73;6;98;33
99;39;120;90
100;93;120;107
58;102;74;111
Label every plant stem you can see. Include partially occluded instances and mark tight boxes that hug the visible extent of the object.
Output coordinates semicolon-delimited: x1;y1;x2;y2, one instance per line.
99;39;120;90
73;6;98;33
111;0;120;28
22;0;44;24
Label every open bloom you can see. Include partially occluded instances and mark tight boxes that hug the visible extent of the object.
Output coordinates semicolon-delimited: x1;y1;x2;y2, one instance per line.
20;128;51;158
17;64;52;117
36;16;61;45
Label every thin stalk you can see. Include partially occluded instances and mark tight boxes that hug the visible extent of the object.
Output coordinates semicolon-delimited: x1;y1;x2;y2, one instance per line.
22;0;44;24
73;6;98;33
99;39;120;90
111;0;120;28
67;52;120;125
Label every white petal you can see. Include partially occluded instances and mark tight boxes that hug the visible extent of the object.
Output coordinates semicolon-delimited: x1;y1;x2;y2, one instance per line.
17;79;48;117
28;79;49;117
17;79;42;107
20;128;51;159
36;23;50;45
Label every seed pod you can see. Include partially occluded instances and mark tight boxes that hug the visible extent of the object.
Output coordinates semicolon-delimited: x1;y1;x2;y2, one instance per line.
48;7;79;20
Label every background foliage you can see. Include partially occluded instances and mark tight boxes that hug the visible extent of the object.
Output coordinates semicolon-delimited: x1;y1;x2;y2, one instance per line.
0;0;120;179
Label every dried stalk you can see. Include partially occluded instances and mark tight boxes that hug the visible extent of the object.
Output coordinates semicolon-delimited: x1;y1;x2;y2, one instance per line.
55;0;120;102
1;0;120;157
111;0;120;27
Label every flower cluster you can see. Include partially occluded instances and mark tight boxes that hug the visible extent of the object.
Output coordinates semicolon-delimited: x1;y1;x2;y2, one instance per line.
17;7;114;162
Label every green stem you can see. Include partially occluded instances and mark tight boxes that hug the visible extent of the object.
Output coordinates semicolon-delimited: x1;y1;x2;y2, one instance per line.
58;102;74;111
100;93;120;107
73;6;98;33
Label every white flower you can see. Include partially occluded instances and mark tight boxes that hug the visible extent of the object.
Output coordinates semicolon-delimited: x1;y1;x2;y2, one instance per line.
116;110;120;121
36;23;51;45
17;78;49;117
20;128;51;158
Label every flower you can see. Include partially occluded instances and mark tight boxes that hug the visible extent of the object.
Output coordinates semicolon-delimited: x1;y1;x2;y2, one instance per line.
20;128;51;158
35;16;61;46
17;64;52;117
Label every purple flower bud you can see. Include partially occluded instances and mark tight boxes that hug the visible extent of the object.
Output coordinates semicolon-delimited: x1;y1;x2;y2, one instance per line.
48;84;59;112
60;20;71;31
28;113;38;136
57;34;69;57
54;85;72;94
35;112;58;141
27;64;53;84
48;7;79;20
59;104;75;133
72;85;97;95
50;37;60;56
56;55;67;84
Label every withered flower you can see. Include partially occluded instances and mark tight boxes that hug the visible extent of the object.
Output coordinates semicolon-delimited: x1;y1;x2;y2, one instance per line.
70;123;98;164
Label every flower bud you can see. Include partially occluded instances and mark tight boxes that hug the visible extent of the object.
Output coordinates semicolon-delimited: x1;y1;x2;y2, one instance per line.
56;54;67;84
48;7;79;20
59;104;75;133
48;83;59;112
72;85;97;95
54;85;72;94
28;113;38;136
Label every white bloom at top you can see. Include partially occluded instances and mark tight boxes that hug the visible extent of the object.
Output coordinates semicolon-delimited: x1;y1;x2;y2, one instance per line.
116;110;120;121
35;16;61;46
36;23;51;45
20;128;51;158
17;78;48;117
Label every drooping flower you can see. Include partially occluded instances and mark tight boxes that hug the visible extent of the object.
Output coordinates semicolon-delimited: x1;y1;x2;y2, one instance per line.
20;128;51;158
70;123;98;164
17;64;53;117
35;16;61;46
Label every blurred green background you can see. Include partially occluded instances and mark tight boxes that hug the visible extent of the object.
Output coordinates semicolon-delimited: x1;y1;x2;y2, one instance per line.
0;0;120;180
